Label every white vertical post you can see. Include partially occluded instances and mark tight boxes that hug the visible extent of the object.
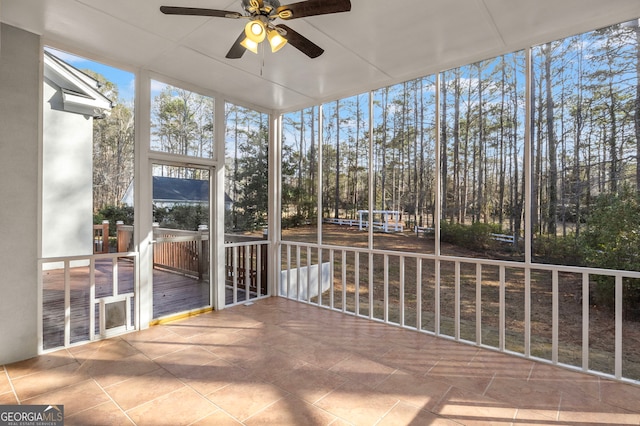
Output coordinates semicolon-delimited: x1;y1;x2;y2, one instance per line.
455;261;460;340
552;270;559;364
499;265;506;351
244;245;250;302
355;251;360;315
416;258;422;330
476;263;482;346
269;113;282;300
369;252;374;319
64;260;70;347
342;250;347;312
306;246;311;303
383;254;389;322
399;256;405;326
524;267;531;357
435;259;441;335
582;273;589;371
318;106;323;246
232;246;238;304
89;258;96;341
368;92;374;250
615;275;623;379
135;71;152;328
317;247;322;306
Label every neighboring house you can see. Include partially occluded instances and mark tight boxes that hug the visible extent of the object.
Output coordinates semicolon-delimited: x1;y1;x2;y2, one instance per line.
122;176;233;210
42;50;112;266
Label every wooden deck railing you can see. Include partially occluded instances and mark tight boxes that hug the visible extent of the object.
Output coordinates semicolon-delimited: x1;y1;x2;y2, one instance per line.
152;226;209;278
113;225;268;300
224;234;269;304
93;221;110;253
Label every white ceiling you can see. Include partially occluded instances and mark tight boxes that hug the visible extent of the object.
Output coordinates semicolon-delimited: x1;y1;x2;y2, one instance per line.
3;0;640;113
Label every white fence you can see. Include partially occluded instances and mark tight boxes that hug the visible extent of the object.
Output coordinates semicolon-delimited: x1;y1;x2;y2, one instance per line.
279;240;640;384
39;252;138;352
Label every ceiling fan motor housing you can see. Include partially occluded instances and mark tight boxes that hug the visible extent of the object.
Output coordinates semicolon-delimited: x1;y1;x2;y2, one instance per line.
241;0;281;16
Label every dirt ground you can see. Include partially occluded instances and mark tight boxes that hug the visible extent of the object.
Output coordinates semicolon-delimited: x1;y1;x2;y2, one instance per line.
281;224;640;380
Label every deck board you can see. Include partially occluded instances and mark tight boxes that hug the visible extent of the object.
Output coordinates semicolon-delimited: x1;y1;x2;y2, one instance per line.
42;259;213;350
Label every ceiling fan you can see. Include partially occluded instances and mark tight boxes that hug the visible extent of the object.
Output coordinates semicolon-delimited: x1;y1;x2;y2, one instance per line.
160;0;351;59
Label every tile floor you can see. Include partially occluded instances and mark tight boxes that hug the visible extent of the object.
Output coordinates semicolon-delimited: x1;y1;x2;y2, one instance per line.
2;297;640;425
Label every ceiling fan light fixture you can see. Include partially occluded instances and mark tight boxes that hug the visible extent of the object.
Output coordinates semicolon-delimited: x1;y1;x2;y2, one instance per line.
267;29;287;52
244;20;266;43
240;37;259;54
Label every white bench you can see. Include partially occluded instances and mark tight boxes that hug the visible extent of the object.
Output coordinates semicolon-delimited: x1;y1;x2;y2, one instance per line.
490;233;515;243
414;226;434;236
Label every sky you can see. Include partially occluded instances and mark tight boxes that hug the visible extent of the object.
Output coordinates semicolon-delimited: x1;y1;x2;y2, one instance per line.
44;46;162;105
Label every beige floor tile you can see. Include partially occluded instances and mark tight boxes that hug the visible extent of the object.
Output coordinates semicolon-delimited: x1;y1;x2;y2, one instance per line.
126;386;218;426
484;376;562;411
77;352;160;388
600;379;640;413
513;407;559;425
245;395;336;425
64;401;134;426
314;380;400;425
190;409;243;425
154;344;221;377
11;360;88;401
375;346;440;375
161;320;221;339
328;354;397;389
278;341;353;370
559;389;640;424
374;370;451;411
426;359;494;395
0;391;18;405
467;351;535;380
176;357;251;395
103;368;184;411
22;379;110;417
206;380;289;421
187;328;247;349
377;401;461;426
0;369;12;394
5;350;77;380
125;331;191;360
234;349;308;384
528;363;601;400
272;364;347;404
432;386;518;425
70;338;139;361
3;298;639;426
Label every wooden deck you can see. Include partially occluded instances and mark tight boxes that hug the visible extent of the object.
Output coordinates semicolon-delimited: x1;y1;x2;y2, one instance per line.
42;259;214;350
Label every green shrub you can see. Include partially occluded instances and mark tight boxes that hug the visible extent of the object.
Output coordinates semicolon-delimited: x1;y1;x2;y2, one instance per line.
533;235;582;266
441;222;502;251
579;188;640;318
94;205;134;235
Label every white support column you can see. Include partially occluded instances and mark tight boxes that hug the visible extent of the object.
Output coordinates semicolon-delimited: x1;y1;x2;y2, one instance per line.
213;98;226;309
135;71;152;329
524;48;533;265
318;106;323;246
368;92;374;250
268;112;282;298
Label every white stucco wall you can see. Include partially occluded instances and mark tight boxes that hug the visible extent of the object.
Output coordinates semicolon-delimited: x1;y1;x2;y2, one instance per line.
0;23;40;364
42;78;94;261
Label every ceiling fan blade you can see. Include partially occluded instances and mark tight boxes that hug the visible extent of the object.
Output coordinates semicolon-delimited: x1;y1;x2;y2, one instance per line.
226;31;247;59
160;6;242;19
277;24;324;58
276;0;351;20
